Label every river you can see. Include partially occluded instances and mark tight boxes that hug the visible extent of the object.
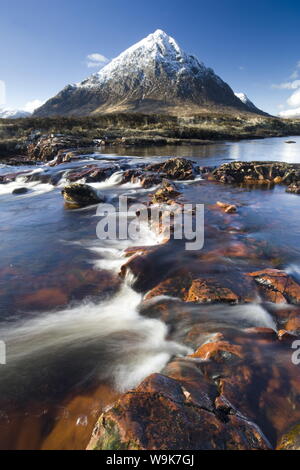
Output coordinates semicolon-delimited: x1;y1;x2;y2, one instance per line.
0;136;299;449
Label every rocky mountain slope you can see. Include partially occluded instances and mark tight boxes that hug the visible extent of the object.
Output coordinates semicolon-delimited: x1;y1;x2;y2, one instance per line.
34;30;265;117
235;92;266;115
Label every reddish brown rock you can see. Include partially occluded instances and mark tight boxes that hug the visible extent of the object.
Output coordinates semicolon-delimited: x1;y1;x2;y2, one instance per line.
216;201;237;213
243;327;277;339
185;278;239;304
277;424;300;450
285;314;300;334
247;269;300;304
191;339;244;362
20;288;69;310
119;245;173;292
277;329;298;342
144;274;192;301
87;373;270;450
162;358;218;412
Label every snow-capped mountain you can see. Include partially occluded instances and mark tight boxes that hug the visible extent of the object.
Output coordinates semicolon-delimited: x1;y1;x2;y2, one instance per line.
0;108;31;119
35;30;265;117
234;92;266;115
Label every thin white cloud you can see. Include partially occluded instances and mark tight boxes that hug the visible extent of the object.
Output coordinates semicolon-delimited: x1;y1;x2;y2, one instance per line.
287;88;300;107
274;62;300;117
279;107;300;118
23;99;45;113
86;52;109;68
290;70;299;79
272;80;300;90
277;86;300;118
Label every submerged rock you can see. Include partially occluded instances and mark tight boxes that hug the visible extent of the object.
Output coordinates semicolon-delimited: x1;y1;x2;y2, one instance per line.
216;201;237;213
61;183;104;207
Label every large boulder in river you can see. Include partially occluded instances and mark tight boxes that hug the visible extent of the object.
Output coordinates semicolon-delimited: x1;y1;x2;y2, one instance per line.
12;187;28;195
87;373;270;450
212;161;300;185
146;157;198;180
247;269;300;304
61;183;104;207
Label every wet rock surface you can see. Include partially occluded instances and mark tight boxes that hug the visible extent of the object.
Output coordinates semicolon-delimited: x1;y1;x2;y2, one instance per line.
146;157;198;180
286;182;300;194
212;161;300;187
66;164;116;183
12;187;28;195
277;424;300;450
61;183;104;207
27;134;102;162
149;179;181;204
247;269;300;304
88;373;270;450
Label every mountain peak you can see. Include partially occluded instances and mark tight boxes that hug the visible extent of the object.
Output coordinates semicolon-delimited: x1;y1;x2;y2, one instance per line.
78;29;199;89
34;31;265;117
152;28;168;36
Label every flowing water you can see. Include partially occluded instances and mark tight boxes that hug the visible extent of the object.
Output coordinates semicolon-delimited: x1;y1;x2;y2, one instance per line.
0;136;300;449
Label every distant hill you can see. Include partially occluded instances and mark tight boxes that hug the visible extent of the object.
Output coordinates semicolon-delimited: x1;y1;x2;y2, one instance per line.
0;108;31;119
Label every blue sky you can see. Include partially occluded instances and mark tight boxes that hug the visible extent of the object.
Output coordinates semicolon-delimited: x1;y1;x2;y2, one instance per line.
1;0;300;115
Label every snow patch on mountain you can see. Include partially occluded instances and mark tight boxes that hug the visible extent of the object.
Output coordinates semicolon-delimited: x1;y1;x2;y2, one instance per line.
235;92;256;108
77;29;224;90
0;108;31;119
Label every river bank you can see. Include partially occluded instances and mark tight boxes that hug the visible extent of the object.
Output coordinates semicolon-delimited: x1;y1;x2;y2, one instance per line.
1;112;300;162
